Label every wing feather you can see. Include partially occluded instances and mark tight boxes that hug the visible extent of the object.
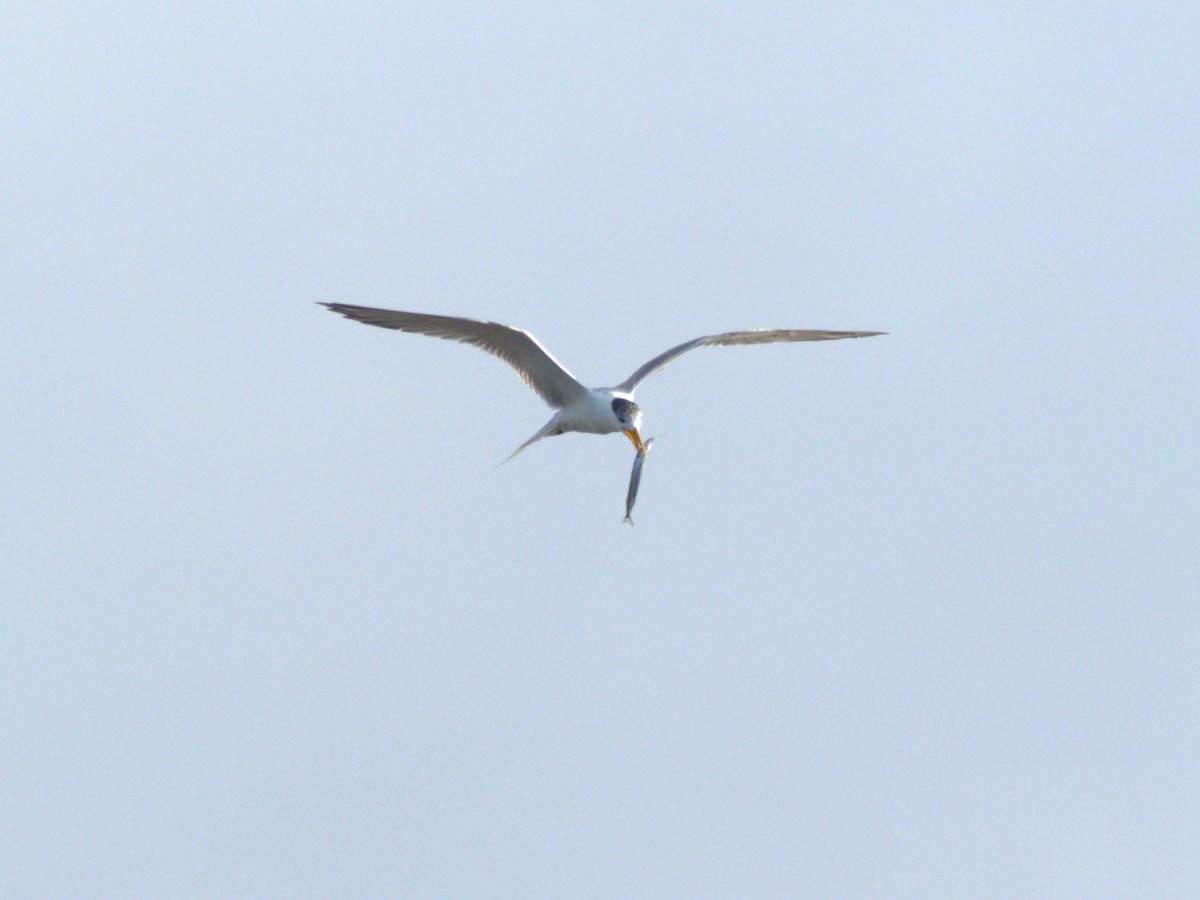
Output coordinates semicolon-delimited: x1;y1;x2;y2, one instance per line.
320;303;588;409
614;329;886;392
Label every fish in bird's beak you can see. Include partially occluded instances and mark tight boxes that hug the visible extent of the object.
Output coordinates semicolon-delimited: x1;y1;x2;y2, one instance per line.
624;428;647;454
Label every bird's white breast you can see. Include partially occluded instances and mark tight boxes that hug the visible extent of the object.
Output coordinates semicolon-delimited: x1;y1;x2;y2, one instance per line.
558;389;622;435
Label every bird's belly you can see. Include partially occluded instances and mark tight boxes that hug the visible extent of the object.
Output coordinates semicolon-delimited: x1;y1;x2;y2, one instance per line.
557;396;621;435
559;413;619;435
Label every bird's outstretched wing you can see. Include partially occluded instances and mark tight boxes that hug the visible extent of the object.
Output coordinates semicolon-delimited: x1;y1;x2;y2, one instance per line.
613;329;886;393
320;303;589;409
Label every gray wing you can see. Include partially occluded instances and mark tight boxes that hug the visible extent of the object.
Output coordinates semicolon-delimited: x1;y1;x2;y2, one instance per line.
320;303;589;409
613;329;886;393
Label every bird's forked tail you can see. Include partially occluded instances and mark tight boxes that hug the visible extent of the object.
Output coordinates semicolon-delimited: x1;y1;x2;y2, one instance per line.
493;415;562;469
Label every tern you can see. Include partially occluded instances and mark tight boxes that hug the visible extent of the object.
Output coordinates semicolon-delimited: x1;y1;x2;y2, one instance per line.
320;303;884;466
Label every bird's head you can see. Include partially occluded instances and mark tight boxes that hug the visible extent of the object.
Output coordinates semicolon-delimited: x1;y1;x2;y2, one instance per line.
611;397;646;453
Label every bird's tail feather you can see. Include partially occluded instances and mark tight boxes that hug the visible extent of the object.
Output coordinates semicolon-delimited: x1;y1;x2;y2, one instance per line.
493;416;561;469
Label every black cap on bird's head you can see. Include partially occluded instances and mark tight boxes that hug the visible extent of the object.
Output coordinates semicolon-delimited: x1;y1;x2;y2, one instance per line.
611;397;646;453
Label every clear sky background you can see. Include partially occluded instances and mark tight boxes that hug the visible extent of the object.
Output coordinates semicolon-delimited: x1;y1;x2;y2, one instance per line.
4;4;1198;896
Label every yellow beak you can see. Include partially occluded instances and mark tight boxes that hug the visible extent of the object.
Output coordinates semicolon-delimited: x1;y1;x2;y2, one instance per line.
624;428;647;454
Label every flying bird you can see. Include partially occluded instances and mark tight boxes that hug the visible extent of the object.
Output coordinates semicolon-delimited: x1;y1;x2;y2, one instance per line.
320;303;884;468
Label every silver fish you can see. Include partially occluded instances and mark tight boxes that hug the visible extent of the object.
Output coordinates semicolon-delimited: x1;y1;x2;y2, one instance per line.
623;436;656;525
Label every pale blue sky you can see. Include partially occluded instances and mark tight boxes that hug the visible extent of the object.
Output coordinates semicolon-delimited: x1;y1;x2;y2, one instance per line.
4;3;1198;896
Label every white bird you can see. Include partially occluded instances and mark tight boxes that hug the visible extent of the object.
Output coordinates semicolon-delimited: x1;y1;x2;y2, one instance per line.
320;303;884;467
